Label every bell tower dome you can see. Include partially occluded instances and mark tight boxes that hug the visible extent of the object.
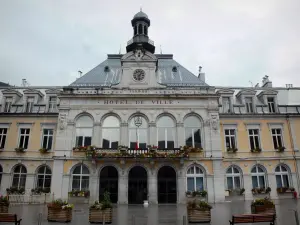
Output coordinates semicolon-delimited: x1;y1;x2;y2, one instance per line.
126;9;155;53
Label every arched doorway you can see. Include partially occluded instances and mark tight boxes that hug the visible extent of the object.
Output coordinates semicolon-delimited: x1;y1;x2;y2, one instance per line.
99;166;118;203
158;166;177;203
128;166;147;204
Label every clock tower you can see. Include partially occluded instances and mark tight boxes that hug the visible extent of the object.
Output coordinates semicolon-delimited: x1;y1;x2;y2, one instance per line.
115;10;165;89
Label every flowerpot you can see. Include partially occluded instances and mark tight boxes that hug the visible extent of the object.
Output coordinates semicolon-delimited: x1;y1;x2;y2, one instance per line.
89;208;112;223
188;152;203;158
251;205;276;214
143;200;149;207
187;209;211;223
47;207;72;222
0;204;9;213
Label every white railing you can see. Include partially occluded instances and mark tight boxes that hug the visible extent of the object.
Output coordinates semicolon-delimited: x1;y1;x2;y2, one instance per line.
8;193;54;205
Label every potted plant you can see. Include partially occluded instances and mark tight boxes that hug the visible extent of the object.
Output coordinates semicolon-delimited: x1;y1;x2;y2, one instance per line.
186;191;193;198
0;195;9;213
39;148;50;153
187;200;212;223
15;147;25;153
47;199;74;222
6;187;25;195
251;147;262;153
251;197;276;214
266;187;271;194
277;146;286;152
227;148;238;153
89;191;112;223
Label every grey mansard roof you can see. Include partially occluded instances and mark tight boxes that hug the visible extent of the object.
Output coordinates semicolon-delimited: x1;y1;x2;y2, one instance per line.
70;54;208;87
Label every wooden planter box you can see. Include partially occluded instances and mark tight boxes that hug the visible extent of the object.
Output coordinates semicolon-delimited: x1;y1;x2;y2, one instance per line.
187;208;211;223
47;206;72;222
0;204;9;213
251;205;276;214
89;208;112;223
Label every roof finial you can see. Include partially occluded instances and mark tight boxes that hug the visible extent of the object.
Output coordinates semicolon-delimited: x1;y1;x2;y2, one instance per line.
140;7;142;12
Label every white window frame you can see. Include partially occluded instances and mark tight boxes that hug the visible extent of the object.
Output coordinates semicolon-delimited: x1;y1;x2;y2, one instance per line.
41;129;54;150
18;128;30;149
271;128;284;149
0;128;8;149
224;125;237;149
248;129;261;150
275;165;290;188
222;97;232;113
251;165;266;188
12;165;27;189
71;164;90;191
226;166;242;190
36;166;52;189
25;97;35;113
245;97;254;113
267;97;276;113
48;96;57;112
186;165;205;191
4;97;13;113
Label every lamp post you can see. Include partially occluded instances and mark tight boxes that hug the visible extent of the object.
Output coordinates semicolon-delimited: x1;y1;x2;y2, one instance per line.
134;116;142;149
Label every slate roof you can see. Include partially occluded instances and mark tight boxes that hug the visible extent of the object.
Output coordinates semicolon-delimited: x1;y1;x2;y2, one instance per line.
0;82;10;87
69;54;208;87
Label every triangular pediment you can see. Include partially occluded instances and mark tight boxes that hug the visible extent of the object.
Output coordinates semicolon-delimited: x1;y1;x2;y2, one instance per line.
236;89;257;98
45;88;62;94
23;88;44;97
257;89;278;98
1;89;22;97
216;88;235;95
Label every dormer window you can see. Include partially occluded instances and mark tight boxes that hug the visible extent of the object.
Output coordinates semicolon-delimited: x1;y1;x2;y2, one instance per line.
223;97;231;113
104;66;110;73
267;97;275;113
48;96;57;112
245;97;253;113
25;97;34;113
172;66;177;73
4;97;13;112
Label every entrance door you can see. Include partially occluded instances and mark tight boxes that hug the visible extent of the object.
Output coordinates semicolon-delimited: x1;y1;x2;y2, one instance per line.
99;166;118;203
158;166;177;203
128;166;148;204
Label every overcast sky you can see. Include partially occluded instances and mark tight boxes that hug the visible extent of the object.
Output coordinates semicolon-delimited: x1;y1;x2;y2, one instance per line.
0;0;299;87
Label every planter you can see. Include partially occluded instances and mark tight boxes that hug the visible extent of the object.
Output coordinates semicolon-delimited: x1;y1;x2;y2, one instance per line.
188;152;203;158
187;209;211;223
89;208;112;223
47;207;72;222
0;204;9;213
251;205;276;214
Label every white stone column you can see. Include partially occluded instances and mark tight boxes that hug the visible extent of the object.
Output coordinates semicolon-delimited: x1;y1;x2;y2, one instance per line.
89;174;98;203
206;175;214;203
177;122;184;148
55;121;74;157
243;174;253;201
148;163;157;204
93;122;101;147
51;160;64;199
177;165;186;204
289;118;299;151
120;122;128;146
268;173;278;199
0;174;11;194
212;159;225;202
62;175;69;200
25;174;35;194
118;169;128;204
149;122;156;146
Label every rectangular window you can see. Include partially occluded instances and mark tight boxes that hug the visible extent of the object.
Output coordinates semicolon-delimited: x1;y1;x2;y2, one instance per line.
272;128;283;149
245;97;253;113
0;128;8;149
4;97;13;112
267;97;275;113
225;129;236;149
185;128;201;148
248;129;260;150
76;128;92;147
42;129;53;150
19;128;30;149
223;97;231;113
48;96;57;112
25;97;34;112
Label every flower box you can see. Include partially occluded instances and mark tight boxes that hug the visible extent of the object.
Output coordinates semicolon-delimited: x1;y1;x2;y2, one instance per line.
187;200;212;223
251;198;276;214
39;148;50;153
0;203;9;213
47;206;72;222
227;148;238;153
89;208;112;223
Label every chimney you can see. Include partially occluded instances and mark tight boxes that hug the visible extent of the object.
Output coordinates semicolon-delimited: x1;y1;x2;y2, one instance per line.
198;66;205;83
262;75;272;88
286;84;293;88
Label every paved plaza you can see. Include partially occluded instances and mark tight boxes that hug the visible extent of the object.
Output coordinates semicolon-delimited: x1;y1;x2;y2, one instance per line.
6;199;300;225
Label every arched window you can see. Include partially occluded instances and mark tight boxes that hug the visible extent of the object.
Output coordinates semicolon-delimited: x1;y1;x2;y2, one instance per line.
76;115;93;147
36;165;52;189
134;25;137;35
102;116;120;148
72;164;89;191
184;116;202;148
251;165;266;188
187;165;205;191
144;26;148;35
226;166;242;190
128;116;148;149
0;165;2;186
12;165;27;189
138;24;143;34
157;116;175;149
275;164;290;188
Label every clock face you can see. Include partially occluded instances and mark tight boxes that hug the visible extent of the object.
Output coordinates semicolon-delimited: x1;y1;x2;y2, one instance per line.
133;69;145;81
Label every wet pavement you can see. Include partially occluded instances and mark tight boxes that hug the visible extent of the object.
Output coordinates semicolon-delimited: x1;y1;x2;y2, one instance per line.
6;199;300;225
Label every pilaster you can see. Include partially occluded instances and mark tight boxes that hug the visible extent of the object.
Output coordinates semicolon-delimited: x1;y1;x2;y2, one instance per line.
25;174;35;193
243;174;253;201
51;160;64;199
177;122;184;148
118;173;128;204
149;122;156;146
212;159;225;202
177;166;186;204
148;162;157;204
120;122;128;146
93;122;101;147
